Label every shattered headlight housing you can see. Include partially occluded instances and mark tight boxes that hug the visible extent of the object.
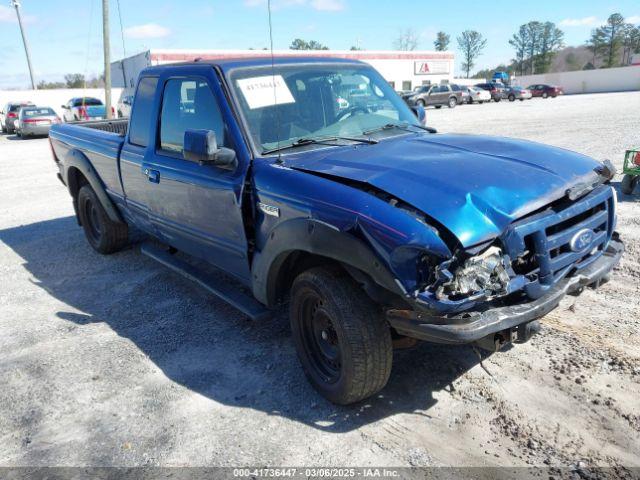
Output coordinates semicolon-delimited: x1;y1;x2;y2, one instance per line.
436;246;511;300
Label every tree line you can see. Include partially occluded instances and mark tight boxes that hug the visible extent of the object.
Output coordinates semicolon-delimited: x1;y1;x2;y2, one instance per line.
37;73;104;90
286;11;640;79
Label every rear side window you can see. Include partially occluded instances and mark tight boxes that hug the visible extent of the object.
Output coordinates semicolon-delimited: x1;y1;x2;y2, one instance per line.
129;76;158;147
159;78;227;155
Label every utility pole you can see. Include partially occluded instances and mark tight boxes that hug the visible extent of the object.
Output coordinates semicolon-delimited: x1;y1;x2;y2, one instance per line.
102;0;112;119
11;0;36;90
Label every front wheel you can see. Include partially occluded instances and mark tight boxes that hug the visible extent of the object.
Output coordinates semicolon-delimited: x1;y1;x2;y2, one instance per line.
416;99;426;107
508;94;515;102
448;97;457;108
77;184;128;254
542;92;549;99
290;267;393;405
621;174;639;195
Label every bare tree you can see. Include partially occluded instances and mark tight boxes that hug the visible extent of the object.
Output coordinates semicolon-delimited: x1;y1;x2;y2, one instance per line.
393;29;419;51
457;30;487;78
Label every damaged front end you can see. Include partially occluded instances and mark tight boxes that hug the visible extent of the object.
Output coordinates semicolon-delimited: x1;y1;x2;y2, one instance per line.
385;182;624;347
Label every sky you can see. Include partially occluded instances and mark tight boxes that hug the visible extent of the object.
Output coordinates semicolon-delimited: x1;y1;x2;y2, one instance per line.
0;0;639;89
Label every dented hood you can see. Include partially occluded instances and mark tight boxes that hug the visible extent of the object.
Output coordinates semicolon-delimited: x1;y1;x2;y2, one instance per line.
286;133;603;247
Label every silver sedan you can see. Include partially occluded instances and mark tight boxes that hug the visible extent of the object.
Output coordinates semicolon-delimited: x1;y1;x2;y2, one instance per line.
16;106;61;138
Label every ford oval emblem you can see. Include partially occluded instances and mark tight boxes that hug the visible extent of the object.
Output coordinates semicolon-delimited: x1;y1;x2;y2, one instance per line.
569;228;595;252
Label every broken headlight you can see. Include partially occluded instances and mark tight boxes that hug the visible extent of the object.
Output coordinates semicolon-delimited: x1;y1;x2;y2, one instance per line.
436;246;511;300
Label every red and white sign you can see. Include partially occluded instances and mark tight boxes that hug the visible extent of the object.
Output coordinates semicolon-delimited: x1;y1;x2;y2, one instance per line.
414;61;450;75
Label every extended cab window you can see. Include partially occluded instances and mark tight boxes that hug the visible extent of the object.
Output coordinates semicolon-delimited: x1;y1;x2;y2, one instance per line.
159;78;226;155
129;76;158;147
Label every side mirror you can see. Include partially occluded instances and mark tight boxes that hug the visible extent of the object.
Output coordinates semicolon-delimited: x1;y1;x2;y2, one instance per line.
123;98;131;105
411;105;426;125
183;129;236;169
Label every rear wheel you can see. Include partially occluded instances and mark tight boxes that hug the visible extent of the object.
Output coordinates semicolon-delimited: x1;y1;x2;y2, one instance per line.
621;174;639;195
448;97;457;108
542;92;549;99
508;94;515;102
494;97;501;102
77;184;128;254
290;267;393;405
435;105;442;109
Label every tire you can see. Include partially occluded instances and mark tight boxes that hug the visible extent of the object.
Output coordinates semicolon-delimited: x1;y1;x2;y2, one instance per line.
542;92;548;99
479;100;484;104
1;124;6;134
621;174;638;195
448;97;457;108
508;94;515;102
118;110;123;118
416;99;426;107
467;97;473;105
435;105;442;109
77;184;128;254
520;98;524;101
289;267;393;405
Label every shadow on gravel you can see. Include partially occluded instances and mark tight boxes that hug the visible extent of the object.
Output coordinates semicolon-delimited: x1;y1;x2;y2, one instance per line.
611;180;639;202
0;216;484;433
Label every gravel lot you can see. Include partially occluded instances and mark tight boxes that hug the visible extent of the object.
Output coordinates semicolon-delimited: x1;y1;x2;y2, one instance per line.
1;92;639;469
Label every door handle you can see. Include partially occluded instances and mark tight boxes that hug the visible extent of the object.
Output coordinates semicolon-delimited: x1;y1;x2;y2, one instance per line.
144;168;160;184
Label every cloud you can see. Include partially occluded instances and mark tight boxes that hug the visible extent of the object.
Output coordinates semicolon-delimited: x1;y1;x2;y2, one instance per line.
0;5;36;24
244;0;343;11
124;23;171;39
559;16;599;27
310;0;344;11
627;15;640;24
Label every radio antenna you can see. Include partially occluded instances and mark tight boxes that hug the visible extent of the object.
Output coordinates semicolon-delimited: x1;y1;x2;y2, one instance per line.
267;0;283;163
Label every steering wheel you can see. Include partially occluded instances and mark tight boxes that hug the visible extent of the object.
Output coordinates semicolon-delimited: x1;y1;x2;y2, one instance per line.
336;105;370;122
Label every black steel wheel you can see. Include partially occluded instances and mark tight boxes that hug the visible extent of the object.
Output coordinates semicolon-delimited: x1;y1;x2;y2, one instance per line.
77;184;128;254
290;267;393;405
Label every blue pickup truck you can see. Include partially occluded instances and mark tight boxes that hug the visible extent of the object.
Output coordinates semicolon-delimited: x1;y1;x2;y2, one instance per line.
49;57;623;404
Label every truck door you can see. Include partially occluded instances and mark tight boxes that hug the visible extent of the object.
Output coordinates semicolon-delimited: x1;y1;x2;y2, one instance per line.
138;72;251;282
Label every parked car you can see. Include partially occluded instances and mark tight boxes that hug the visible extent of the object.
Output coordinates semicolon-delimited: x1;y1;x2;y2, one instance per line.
61;97;113;122
117;92;134;118
459;86;491;104
451;84;469;104
505;86;532;101
1;101;34;134
406;83;460;108
16;106;61;138
527;84;563;98
49;57;623;405
475;82;506;102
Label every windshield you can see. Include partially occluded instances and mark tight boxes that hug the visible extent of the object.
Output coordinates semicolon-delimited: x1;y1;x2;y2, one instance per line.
229;63;420;155
73;98;103;107
23;108;56;116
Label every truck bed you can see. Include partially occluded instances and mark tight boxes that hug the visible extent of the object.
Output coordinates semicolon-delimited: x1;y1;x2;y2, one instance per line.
49;119;129;199
66;118;129;136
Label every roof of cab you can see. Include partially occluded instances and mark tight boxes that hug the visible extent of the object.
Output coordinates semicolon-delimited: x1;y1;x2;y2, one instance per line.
141;55;367;76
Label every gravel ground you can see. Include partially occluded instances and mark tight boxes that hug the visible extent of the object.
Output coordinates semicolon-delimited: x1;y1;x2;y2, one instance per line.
0;92;639;469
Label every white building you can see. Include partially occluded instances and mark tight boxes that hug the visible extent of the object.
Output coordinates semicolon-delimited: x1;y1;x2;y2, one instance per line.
111;49;455;93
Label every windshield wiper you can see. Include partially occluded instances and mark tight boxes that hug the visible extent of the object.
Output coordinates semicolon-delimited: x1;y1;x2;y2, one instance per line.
262;135;377;155
362;122;437;136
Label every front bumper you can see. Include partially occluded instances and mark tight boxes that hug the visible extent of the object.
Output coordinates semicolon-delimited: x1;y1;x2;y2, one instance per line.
388;239;624;344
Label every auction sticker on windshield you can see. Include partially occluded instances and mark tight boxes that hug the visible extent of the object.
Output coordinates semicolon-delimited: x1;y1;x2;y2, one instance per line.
237;75;295;109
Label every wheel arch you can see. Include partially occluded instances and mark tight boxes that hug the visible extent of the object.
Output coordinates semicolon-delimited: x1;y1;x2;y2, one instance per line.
63;149;124;225
251;218;405;308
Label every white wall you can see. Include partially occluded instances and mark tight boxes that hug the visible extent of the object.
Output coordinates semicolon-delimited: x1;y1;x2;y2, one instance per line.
0;88;123;119
515;66;640;94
